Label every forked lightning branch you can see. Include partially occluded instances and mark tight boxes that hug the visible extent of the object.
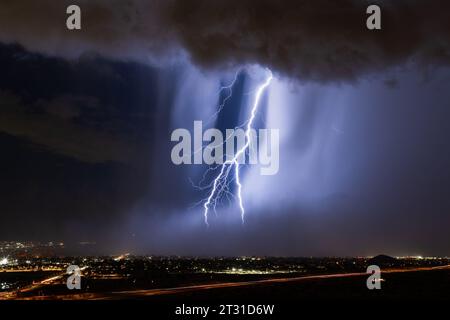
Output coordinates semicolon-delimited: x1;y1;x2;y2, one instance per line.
170;69;278;225
171;121;279;175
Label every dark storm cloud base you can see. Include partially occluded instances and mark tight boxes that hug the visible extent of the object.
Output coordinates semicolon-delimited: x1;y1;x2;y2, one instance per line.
1;1;450;82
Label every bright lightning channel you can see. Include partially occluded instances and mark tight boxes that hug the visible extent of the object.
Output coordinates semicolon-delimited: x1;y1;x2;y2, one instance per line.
205;69;241;125
203;68;273;226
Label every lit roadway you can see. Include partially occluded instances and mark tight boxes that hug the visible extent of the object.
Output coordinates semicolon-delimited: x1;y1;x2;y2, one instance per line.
2;264;449;300
0;266;88;300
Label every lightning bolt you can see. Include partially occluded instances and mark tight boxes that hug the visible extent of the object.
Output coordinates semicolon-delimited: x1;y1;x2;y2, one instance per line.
202;68;273;226
205;69;241;125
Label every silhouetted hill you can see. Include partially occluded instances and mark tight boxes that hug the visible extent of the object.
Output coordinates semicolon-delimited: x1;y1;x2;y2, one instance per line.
368;254;398;267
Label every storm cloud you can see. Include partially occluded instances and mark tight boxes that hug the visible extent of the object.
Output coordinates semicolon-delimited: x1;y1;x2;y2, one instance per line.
1;1;450;256
0;0;450;82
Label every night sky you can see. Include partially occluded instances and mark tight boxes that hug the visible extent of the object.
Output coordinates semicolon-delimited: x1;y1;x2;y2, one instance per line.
0;0;450;256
